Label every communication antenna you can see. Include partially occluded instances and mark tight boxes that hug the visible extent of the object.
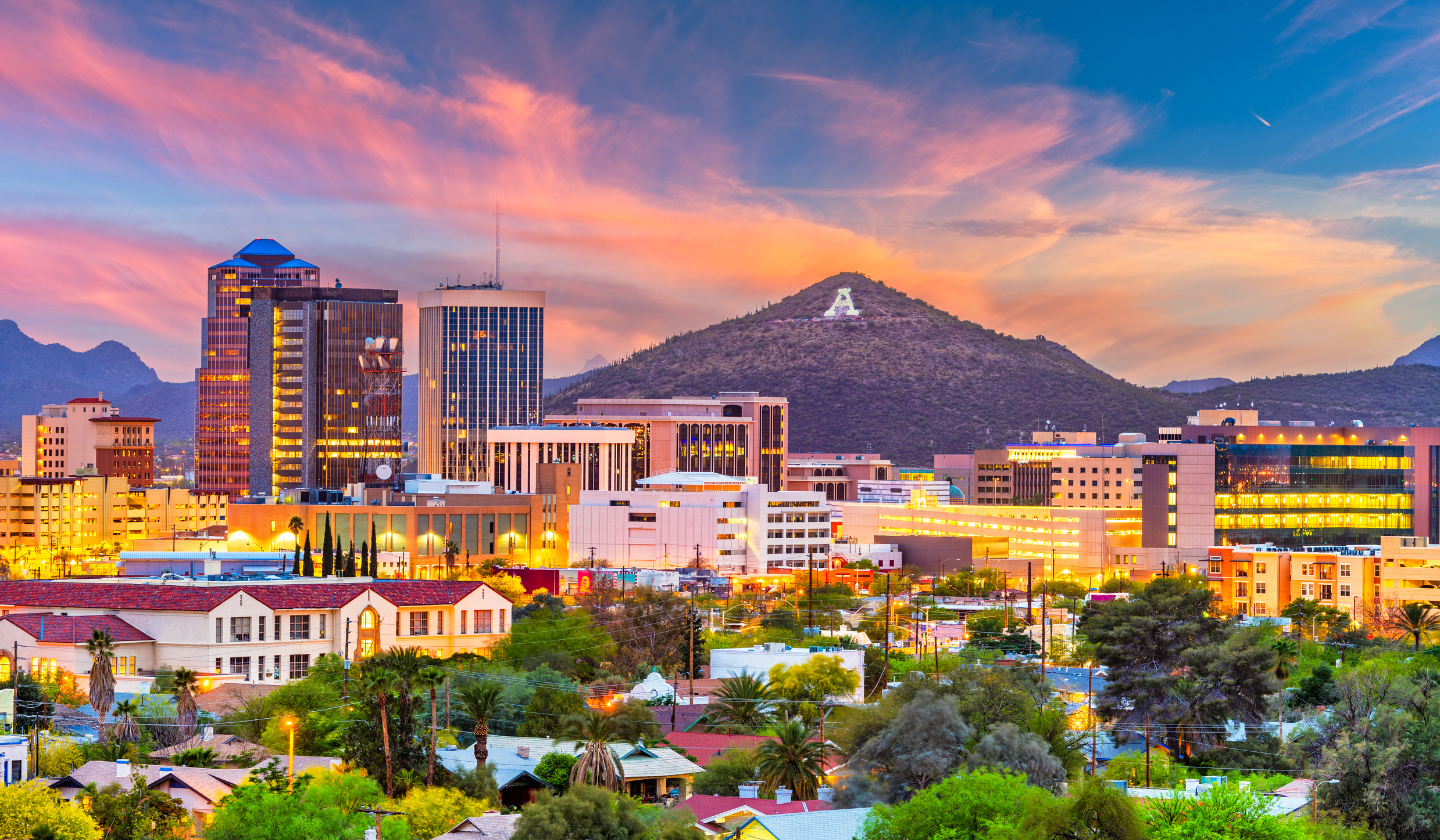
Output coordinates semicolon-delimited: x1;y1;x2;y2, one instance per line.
494;201;503;288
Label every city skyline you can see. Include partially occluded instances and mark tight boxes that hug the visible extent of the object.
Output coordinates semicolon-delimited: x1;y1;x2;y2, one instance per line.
3;2;1440;385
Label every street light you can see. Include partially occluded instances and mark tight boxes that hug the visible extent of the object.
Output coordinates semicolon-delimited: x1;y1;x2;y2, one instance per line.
282;717;297;786
1313;779;1339;822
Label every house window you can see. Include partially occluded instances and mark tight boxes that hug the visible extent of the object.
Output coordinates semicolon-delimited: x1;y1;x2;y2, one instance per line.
1320;584;1334;601
319;615;326;639
1301;583;1313;598
1340;563;1351;578
229;657;251;679
410;612;429;636
1256;562;1266;574
499;610;506;633
258;617;265;642
1235;583;1248;598
356;607;380;659
460;611;467;635
274;616;281;640
290;615;311;640
111;656;136;677
289;654;310;680
215;618;222;643
478;610;493;634
436;612;444;635
230;617;251;643
1209;562;1222;575
1340;584;1352;598
1255;581;1267;595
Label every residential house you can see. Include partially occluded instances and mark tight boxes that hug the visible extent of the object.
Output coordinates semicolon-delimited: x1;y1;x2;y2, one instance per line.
434;814;521;840
725;808;873;840
684;794;833;835
436;735;704;806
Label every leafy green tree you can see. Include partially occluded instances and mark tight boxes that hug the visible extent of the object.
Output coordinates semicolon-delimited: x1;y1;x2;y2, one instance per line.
510;786;645;840
0;780;99;840
345;542;358;578
691;748;758;796
448;765;499;806
171;746;219;767
84;777;189;840
968;722;1067;792
359;667;400;796
767;654;860;721
558;708;634;792
301;532;313;577
1281;598;1348;640
391;785;488;840
1387;602;1440;651
85;629;115;742
949;665;1045;733
841;691;972;805
455;680;504;763
1146;782;1306;840
1020;775;1147;840
1295;664;1340;707
497;609;614;677
534;752;578;796
171;667;200;739
203;775;405;840
369;520;378;577
517;685;588;737
755;719;828;801
858;770;1048;840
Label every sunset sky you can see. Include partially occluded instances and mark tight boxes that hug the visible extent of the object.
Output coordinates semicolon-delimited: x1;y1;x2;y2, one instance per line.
3;0;1440;384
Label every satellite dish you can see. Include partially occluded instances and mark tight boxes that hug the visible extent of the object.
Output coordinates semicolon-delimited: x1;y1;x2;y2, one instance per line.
376;464;394;480
364;337;375;350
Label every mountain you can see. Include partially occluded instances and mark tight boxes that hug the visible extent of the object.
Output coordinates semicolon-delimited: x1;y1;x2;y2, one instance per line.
400;367;611;435
1164;377;1236;394
1395;336;1440;367
579;354;609;374
545;273;1199;463
0;319;162;434
1178;366;1440;428
115;381;196;441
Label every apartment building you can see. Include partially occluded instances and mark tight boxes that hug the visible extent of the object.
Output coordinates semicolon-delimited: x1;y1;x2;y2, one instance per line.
567;472;831;574
486;425;635;494
546;393;790;490
20;396;157;483
0;579;513;683
0;476;226;561
1205;544;1381;619
784;453;892;502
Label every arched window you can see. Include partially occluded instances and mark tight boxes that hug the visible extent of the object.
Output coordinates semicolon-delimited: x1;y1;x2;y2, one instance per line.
356;607;381;659
814;483;824;493
835;484;847;501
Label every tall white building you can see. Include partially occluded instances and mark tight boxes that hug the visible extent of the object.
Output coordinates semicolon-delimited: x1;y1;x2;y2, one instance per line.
486;425;636;494
568;472;833;575
417;286;545;482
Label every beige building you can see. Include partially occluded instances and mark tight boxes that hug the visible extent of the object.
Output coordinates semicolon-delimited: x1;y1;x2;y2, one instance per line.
1205;543;1381;620
486;425;636;494
0;476;226;572
21;396;151;479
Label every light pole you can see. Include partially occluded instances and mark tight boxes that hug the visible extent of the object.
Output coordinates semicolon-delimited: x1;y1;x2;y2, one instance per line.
283;717;296;786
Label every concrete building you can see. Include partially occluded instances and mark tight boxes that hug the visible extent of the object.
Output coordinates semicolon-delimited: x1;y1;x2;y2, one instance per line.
21;396;157;483
0;476;227;567
196;239;323;496
486;425;636;494
227;463;580;576
784;453;892;502
0;578;514;682
1161;410;1436;547
0;459;17;478
547;393;790;491
567;472;831;574
0;736;25;785
417;286;545;482
247;285;404;496
710;643;865;703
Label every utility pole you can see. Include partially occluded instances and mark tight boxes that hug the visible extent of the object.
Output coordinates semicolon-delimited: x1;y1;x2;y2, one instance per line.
1088;661;1096;775
1040;588;1047;685
589;547;596;568
1026;562;1033;625
344;618;352;699
807;551;814;638
445;677;451;730
882;574;892;689
688;604;695;706
1144;716;1152;786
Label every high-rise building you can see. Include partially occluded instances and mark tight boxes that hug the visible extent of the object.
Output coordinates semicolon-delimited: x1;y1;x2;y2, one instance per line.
20;396;158;483
196;240;321;496
247;286;403;497
417;286;545;481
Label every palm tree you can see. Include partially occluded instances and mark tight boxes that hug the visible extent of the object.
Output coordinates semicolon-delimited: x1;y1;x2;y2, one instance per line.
1272;636;1298;744
456;680;503;765
172;667;200;739
111;699;140;743
416;666;446;785
361;667;400;796
708;673;774;733
286;516;304;546
755;718;827;801
86;629;116;743
1388;602;1440;651
558;707;632;792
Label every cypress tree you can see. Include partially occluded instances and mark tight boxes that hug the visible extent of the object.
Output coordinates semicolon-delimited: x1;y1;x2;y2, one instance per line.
322;515;335;577
347;542;360;577
370;520;379;577
302;532;314;577
291;538;302;576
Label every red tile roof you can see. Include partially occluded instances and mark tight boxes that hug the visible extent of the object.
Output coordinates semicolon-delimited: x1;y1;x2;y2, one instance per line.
89;416;159;423
0;580;507;613
66;397;110;404
682;794;833;823
660;732;774;766
1;613;152;643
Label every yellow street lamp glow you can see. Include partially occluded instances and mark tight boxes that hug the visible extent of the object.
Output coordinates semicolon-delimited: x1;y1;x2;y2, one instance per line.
282;717;297;784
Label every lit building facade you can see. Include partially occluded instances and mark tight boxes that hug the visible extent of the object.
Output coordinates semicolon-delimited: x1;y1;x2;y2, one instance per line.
196;240;322;496
486;426;635;494
784;453;891;501
21;396;158;483
417;287;545;482
567;472;829;574
547;393;789;490
246;286;403;496
1205;543;1381;619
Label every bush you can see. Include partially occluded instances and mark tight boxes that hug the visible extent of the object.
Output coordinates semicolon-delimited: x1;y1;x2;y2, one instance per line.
389;786;488;840
534;753;577;796
511;785;646;840
0;780;99;840
692;749;759;796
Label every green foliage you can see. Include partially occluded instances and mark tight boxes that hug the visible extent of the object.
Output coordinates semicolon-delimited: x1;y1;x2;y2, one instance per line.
495;609;614;677
203;774;406;840
841;690;973;805
755;719;828;801
1281;598;1349;640
1019;775;1147;840
447;765;500;806
858;770;1049;840
85;777;190;840
1146;783;1307;840
510;785;646;840
516;685;588;737
1102;748;1186;789
36;739;85;777
0;780;100;840
691;748;759;796
170;746;218;768
388;786;488;840
534;753;577;796
767;655;860;703
1295;664;1341;707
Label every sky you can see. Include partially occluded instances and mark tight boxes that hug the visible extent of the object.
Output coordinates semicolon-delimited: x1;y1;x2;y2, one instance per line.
2;0;1440;385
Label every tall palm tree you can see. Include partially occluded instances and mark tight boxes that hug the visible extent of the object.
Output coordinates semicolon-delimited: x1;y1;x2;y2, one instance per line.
416;666;446;785
456;680;503;766
1272;636;1298;743
361;667;401;797
558;707;632;792
755;718;827;801
708;673;774;733
86;629;116;743
286;516;304;545
111;699;140;743
1388;602;1440;651
172;667;200;739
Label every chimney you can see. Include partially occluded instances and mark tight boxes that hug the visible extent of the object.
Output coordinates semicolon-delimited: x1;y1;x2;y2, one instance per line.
738;782;760;800
116;758;130;778
775;787;792;805
517;746;530;759
816;785;834;802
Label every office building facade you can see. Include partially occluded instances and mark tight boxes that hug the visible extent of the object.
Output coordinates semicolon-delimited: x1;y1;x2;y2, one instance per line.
246;286;403;496
546;392;789;490
196;240;322;495
417;287;545;482
21;396;158;483
486;426;635;494
784;453;891;501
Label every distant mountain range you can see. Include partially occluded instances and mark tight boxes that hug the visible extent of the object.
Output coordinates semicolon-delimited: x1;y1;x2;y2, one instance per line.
7;302;1440;456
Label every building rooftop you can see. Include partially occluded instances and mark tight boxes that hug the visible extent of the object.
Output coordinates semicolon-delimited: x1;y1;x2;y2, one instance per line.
437;736;704;786
234;239;294;258
275;258;318;269
90;416;159;423
0;580;507;613
208;258;258;269
66;397;111;404
730;808;872;840
1;613;152;643
637;472;756;487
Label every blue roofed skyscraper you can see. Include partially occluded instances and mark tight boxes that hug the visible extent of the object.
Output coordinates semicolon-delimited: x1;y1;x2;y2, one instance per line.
194;240;320;496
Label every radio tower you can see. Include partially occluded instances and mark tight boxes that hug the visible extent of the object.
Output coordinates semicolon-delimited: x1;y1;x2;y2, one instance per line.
494;201;502;288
